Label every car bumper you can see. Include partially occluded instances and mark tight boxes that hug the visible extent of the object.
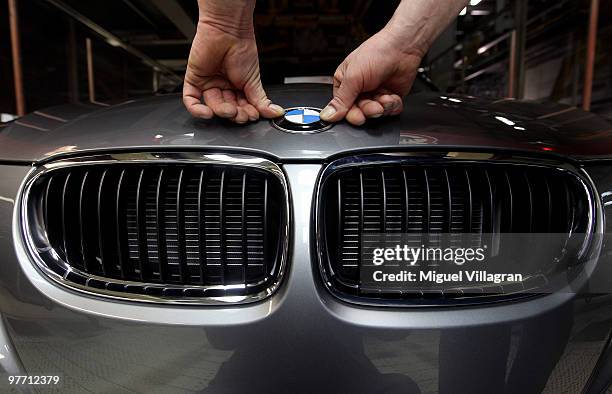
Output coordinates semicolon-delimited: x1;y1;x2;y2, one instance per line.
0;163;611;393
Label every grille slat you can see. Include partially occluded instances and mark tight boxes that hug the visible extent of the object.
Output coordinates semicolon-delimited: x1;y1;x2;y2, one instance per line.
319;159;593;304
136;169;148;281
219;170;226;286
523;171;534;232
241;172;248;284
26;159;287;303
176;169;188;283
97;170;109;276
115;169;128;279
78;171;90;272
502;170;512;231
543;176;552;232
62;173;77;270
197;169;206;284
443;169;452;234
156;169;169;282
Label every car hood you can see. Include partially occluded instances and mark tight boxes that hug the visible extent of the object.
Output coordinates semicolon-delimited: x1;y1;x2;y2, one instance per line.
1;84;611;163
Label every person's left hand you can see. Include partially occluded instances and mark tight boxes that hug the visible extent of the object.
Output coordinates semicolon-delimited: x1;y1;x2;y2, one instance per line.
320;28;423;125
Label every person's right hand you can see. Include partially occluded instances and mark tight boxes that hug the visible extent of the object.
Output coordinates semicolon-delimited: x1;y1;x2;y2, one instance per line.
183;17;284;123
320;28;422;126
320;0;468;126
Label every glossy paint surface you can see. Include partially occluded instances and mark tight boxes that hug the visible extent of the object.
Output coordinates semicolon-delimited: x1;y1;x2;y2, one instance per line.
0;163;612;392
0;84;611;163
1;83;612;392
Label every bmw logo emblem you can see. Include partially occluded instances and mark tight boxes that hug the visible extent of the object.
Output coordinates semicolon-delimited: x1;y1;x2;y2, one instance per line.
272;107;333;134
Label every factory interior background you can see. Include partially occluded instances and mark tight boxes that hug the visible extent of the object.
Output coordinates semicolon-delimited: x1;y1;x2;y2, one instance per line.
0;0;611;121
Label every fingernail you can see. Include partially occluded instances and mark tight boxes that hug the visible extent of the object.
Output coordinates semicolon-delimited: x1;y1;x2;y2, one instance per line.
370;112;383;118
383;102;394;111
320;105;337;120
269;104;285;116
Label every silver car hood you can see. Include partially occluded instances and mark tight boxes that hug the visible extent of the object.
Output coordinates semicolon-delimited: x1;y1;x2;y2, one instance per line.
1;84;611;163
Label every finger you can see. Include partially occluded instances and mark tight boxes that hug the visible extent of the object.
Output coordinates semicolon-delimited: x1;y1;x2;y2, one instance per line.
345;104;366;126
389;96;404;116
356;97;384;118
183;82;213;119
223;89;248;123
243;72;284;118
238;93;259;121
321;72;361;122
203;88;237;118
222;89;238;105
373;93;403;116
232;107;249;124
390;104;403;116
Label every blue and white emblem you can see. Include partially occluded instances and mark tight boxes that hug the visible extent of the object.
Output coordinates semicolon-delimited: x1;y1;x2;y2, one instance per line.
284;108;321;125
272;106;332;133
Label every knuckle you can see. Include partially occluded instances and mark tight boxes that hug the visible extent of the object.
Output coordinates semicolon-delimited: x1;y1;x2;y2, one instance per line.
333;69;344;82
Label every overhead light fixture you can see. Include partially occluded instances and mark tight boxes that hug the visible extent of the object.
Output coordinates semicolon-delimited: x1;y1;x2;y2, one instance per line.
470;0;482;5
459;7;467;15
495;116;515;126
1;113;18;122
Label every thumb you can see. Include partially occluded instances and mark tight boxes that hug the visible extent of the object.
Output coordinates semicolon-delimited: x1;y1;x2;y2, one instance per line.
244;73;284;119
320;76;360;122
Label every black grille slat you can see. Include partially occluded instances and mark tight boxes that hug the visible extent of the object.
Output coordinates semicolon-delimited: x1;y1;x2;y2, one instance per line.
502;170;513;232
77;171;89;271
443;169;452;234
402;169;410;234
143;171;160;280
97;170;116;275
464;169;474;232
176;169;188;282
197;169;206;284
483;169;497;251
241;172;248;284
156;169;168;282
523;172;534;232
358;170;364;280
30;161;286;301
115;170;128;279
321;161;592;303
97;170;111;276
219;170;227;286
423;169;431;245
163;173;181;281
135;169;148;281
182;170;202;283
381;169;387;232
261;177;269;279
543;176;552;232
203;173;222;284
61;172;79;270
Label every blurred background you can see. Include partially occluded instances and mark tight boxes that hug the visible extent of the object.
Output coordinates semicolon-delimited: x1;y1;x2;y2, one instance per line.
1;0;611;120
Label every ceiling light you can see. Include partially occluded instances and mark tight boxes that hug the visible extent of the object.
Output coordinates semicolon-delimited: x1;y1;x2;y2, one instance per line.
495;116;515;126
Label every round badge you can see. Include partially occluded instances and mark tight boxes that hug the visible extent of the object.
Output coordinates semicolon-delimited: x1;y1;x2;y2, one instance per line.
272;107;333;134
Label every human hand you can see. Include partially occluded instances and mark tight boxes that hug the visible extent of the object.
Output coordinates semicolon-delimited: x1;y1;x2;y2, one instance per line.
320;28;423;126
183;11;284;123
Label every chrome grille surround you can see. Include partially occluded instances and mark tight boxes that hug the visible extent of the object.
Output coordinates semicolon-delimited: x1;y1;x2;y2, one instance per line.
314;151;600;307
19;152;290;305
